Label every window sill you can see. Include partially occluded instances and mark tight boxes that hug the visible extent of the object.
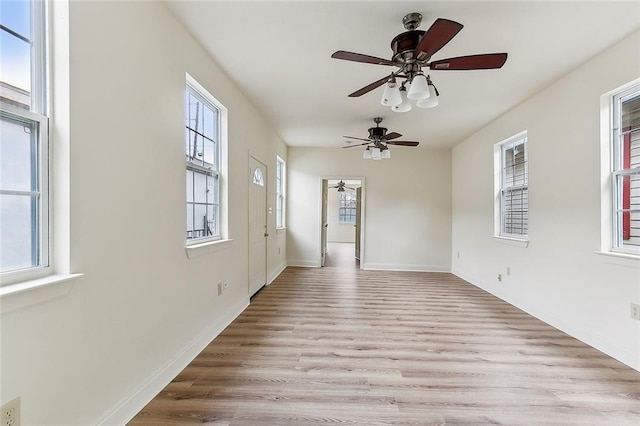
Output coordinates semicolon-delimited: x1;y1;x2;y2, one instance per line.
0;273;84;314
493;236;529;248
185;238;233;259
594;251;640;268
276;227;287;234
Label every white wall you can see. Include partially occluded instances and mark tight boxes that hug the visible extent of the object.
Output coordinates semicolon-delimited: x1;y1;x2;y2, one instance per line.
0;1;287;424
288;147;452;271
451;30;640;371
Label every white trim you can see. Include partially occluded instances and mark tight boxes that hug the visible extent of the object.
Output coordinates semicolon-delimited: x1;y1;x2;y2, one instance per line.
96;296;250;425
600;78;640;255
286;260;321;268
267;262;287;285
185;238;232;259
593;250;640;268
492;235;530;248
362;263;450;273
0;273;83;314
185;73;229;243
319;176;366;269
494;130;528;239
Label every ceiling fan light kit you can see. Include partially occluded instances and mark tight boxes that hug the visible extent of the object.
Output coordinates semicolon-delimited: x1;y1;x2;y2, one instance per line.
381;77;402;107
331;13;508;113
392;85;412;112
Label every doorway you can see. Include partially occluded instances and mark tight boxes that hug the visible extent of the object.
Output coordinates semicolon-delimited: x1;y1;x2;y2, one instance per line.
249;156;267;296
321;178;364;268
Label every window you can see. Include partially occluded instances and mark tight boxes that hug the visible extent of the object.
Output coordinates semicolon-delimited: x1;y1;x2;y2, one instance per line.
276;156;285;228
185;77;226;243
1;0;49;279
496;131;528;238
611;83;640;254
339;191;357;224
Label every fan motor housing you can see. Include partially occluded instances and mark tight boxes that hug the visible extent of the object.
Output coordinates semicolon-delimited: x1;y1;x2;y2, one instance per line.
391;30;426;64
368;126;387;139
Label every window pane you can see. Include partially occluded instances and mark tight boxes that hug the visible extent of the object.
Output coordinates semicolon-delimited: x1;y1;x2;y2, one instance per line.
503;188;528;235
206;204;215;236
186;169;194;202
1;193;37;271
0;0;32;96
186;203;194;237
207;174;218;204
194;171;207;203
1;114;37;191
252;167;264;186
202;137;215;168
194;203;207;236
203;104;216;141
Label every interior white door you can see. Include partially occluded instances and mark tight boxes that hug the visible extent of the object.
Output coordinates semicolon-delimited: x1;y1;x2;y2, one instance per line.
249;157;267;297
321;179;328;267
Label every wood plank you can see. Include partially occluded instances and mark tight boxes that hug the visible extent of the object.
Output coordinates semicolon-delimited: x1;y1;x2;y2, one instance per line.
129;243;640;425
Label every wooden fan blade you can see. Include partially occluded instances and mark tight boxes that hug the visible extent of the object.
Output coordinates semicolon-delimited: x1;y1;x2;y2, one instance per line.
414;18;463;59
349;74;392;97
343;136;371;142
342;142;371;148
387;141;419;146
331;50;396;66
429;53;508;70
382;131;402;140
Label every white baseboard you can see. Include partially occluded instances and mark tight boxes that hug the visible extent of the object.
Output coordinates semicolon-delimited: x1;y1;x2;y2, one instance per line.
286;259;321;268
96;296;250;425
267;262;287;285
362;262;451;272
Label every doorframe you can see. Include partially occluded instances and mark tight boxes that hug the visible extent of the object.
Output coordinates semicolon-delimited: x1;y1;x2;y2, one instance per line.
319;176;366;269
248;154;268;296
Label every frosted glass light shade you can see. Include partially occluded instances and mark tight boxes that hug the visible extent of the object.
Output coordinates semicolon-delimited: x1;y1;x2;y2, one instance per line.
416;85;438;108
381;148;391;159
381;81;402;106
407;74;429;100
371;147;382;160
363;148;372;159
392;87;412;113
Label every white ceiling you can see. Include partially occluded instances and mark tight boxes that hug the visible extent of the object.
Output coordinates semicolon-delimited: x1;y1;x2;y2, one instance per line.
166;1;640;149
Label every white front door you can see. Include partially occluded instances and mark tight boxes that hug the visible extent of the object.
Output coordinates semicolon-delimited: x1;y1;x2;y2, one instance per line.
249;156;267;296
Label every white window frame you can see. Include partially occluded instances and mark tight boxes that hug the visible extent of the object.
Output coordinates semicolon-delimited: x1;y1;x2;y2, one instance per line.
609;82;640;256
0;0;51;285
276;156;285;228
185;74;228;247
494;131;528;240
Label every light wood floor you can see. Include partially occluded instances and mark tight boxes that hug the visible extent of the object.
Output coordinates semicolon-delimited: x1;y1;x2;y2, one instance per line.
130;243;640;425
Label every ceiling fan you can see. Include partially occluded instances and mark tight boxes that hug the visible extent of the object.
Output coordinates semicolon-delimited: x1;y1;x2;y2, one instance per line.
343;117;419;159
331;13;508;111
330;180;356;192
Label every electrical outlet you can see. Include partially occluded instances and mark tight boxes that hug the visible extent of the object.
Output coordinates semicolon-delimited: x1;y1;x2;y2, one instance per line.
217;282;222;296
631;303;640;320
497;274;502;282
506;267;511;276
2;397;20;426
223;280;228;291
